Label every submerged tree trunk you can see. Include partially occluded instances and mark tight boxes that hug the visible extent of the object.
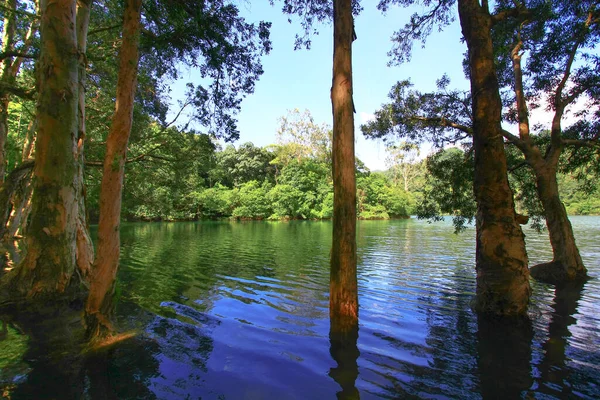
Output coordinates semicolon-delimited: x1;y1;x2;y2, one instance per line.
458;0;530;315
3;0;80;299
330;0;358;333
530;166;587;284
86;0;142;339
508;32;588;286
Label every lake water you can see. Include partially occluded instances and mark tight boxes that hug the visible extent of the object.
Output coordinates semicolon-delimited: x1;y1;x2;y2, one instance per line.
1;217;599;399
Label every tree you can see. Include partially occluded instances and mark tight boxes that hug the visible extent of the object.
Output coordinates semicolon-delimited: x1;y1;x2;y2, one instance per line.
84;0;272;337
85;0;142;338
368;0;530;315
415;147;477;232
212;143;276;188
0;0;38;184
275;108;332;164
365;1;598;285
330;0;358;332
272;0;361;330
3;0;82;299
492;0;596;284
385;142;421;191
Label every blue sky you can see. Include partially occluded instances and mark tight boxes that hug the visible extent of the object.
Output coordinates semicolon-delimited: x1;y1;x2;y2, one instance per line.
174;2;471;170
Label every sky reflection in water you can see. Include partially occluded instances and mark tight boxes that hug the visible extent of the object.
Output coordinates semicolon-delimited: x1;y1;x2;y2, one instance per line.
1;217;599;399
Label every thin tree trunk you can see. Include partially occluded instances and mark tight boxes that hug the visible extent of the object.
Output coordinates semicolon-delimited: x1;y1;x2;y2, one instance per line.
330;0;358;333
3;0;80;299
5;171;33;239
0;0;18;184
85;0;142;338
530;167;587;284
0;160;34;240
4;118;36;241
21;118;36;162
75;0;94;280
458;0;530;316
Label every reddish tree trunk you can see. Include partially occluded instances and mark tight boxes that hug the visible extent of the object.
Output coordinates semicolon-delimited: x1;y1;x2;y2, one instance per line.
458;0;530;315
330;0;358;333
85;0;142;338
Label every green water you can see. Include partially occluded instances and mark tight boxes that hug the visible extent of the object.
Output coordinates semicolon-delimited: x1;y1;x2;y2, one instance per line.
1;217;599;399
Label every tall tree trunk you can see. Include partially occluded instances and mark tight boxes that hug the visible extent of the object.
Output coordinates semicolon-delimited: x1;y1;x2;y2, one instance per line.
330;0;358;333
3;0;80;299
458;0;530;315
0;0;18;184
85;0;142;338
75;0;94;279
530;166;587;284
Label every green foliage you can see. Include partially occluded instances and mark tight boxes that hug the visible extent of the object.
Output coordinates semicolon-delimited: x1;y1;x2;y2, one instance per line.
231;181;272;219
416;148;476;233
195;184;235;218
211;143;276;188
357;171;413;220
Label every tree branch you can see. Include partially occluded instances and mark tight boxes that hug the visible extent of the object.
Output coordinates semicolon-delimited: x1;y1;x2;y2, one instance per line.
562;138;600;149
0;51;36;61
501;128;529;153
88;24;121;36
0;82;35;99
412;115;473;135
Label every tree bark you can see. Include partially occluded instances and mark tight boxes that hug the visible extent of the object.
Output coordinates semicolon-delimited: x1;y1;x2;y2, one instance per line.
529;166;587;284
330;0;358;333
509;32;588;285
75;0;94;280
4;0;80;298
0;0;18;184
0;160;34;240
85;0;142;339
458;0;530;316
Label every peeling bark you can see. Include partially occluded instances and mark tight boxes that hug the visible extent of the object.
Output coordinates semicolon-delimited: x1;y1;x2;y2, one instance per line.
330;0;358;333
458;0;530;316
4;0;80;299
86;0;142;339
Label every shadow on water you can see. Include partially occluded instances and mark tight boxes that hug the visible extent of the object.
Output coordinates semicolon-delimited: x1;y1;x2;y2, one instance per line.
477;314;534;399
329;326;360;400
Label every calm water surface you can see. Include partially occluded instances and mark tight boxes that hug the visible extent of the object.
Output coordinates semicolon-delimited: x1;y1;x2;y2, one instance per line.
1;217;599;399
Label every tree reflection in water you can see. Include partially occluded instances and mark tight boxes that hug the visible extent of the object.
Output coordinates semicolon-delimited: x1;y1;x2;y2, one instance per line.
537;282;585;398
477;314;534;398
329;325;360;400
1;300;219;400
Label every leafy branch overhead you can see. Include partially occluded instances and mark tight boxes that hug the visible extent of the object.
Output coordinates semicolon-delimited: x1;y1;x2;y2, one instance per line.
138;0;272;141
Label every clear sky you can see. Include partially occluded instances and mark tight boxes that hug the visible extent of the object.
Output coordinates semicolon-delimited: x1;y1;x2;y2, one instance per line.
173;2;471;171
